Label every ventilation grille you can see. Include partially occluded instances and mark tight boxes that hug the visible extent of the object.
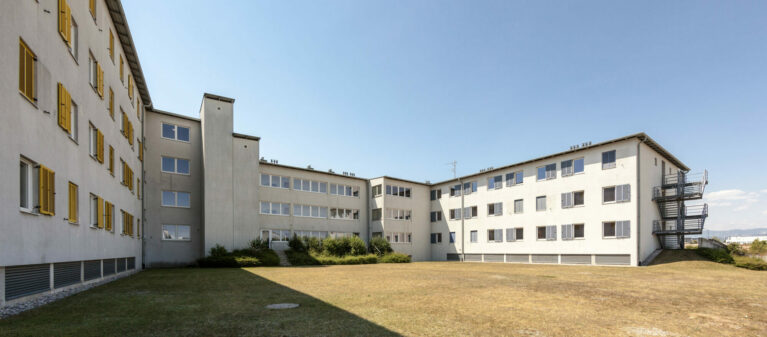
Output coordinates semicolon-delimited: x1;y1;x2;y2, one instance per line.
483;254;504;262
463;254;482;262
531;254;558;264
595;254;631;265
505;254;529;263
561;254;592;265
446;253;461;261
53;262;81;289
84;260;101;281
116;258;126;273
5;264;50;301
103;259;116;276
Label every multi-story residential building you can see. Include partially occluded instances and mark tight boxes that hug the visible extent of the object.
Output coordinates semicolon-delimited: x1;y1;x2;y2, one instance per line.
1;0;147;305
1;0;709;307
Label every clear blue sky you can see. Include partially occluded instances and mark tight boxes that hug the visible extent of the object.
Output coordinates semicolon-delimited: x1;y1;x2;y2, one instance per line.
123;1;766;230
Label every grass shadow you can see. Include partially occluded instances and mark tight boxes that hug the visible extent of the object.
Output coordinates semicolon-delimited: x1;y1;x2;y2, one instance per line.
0;268;399;336
647;249;707;266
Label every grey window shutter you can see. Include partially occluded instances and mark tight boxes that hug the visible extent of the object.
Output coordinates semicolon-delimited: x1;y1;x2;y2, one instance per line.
623;184;631;202
623;221;631;238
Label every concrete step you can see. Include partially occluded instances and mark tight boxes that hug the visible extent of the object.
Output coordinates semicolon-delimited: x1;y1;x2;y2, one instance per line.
274;249;291;267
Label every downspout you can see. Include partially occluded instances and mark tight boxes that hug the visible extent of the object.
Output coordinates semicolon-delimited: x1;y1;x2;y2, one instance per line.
636;137;644;266
460;178;465;261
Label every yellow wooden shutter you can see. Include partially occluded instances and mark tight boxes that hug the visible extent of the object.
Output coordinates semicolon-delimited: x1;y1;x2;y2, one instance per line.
109;88;114;117
19;39;36;102
18;41;25;94
128;122;134;145
97;64;104;98
138;141;143;161
105;202;113;231
109;30;114;61
49;169;55;215
38;166;55;216
65;4;72;45
65;88;71;132
58;0;68;42
128;76;133;99
89;0;96;19
119;55;124;82
97;196;104;229
68;182;77;223
57;83;71;133
109;146;114;175
96;130;104;163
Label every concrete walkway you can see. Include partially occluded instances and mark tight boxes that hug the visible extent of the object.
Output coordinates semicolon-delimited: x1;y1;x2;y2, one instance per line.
274;250;291;266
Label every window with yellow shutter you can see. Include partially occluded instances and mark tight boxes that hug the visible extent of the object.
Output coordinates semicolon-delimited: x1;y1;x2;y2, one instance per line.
97;64;104;98
38;165;55;216
19;39;36;104
89;0;96;21
68;182;78;223
109;87;114;118
128;75;133;100
109;29;114;61
57;83;71;133
105;201;113;232
95;195;104;228
108;145;114;175
138;141;143;161
58;0;72;45
119;55;124;83
96;130;104;163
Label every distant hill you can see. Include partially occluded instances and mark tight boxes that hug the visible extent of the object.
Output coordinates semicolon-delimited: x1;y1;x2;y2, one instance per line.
690;228;767;239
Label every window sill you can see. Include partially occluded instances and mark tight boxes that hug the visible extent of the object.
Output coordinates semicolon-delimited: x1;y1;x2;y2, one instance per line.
602;165;617;170
19;208;38;216
68;221;79;225
162;205;191;209
162;239;192;242
19;91;39;109
161;136;191;143
161;171;191;176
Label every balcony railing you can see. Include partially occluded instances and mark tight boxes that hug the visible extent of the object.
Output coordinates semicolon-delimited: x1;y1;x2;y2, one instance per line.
652;218;705;235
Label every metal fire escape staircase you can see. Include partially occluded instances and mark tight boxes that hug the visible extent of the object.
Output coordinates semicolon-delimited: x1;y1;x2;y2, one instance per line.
652;170;708;249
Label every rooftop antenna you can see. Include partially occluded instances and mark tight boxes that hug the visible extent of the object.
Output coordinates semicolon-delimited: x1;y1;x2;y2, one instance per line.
447;160;457;179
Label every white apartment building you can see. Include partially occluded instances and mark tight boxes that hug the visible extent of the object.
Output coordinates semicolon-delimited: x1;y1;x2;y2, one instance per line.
1;0;709;307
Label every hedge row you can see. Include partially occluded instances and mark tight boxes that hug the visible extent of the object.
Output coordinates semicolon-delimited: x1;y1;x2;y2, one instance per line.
286;250;410;266
198;243;280;268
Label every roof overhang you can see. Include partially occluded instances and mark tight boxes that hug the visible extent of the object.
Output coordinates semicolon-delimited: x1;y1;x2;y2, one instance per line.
106;0;151;107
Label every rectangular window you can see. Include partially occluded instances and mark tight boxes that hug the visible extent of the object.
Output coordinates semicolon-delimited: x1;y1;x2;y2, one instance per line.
260;174;290;189
603;184;630;203
38;165;55;216
449;232;455;243
162;225;191;241
514;199;523;214
104;201;113;231
108;29;114;61
57;83;72;135
536;196;546;212
161;156;190;175
450;184;461;197
562;158;584;177
573;158;584;174
372;208;382;221
430;189;442;200
119;54;124;82
261;202;291;216
430;211;442;222
562;224;585;240
487;202;503;216
470;230;478;243
294;204;328;218
449;208;461;220
162;191;191;208
463;206;478;219
537;164;556;180
506;227;524;242
487;229;503;242
372;184;382;197
161;123;190;142
537;225;557;240
561;191;584;208
89;194;100;228
108;88;114;118
487;175;502;190
19;158;33;212
505;171;523;187
58;0;72;45
68;182;78;223
604;221;630;238
463;181;477;195
602;150;616;169
430;233;442;244
19;39;36;103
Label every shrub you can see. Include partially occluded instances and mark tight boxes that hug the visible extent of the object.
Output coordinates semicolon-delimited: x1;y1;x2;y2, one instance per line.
314;254;378;265
285;250;320;266
379;252;411;263
734;256;767;271
250;238;269;251
348;236;367;256
306;237;322;254
695;248;734;264
234;256;261;267
209;244;229;257
289;235;307;252
254;249;280;266
198;256;238;268
368;237;392;256
727;243;746;256
750;239;767;255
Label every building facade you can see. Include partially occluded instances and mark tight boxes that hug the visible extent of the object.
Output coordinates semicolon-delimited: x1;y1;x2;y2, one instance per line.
1;0;147;305
1;0;709;307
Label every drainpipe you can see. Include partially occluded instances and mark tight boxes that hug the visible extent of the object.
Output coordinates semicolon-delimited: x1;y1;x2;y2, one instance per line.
636;137;644;266
460;178;465;261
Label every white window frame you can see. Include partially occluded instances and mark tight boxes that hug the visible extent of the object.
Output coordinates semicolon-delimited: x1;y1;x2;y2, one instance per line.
470;230;478;243
487;175;503;190
161;156;191;175
162;224;191;241
536;196;546;212
537;225;557;241
161;190;191;208
603;184;631;204
19;157;34;213
89;194;99;228
261;174;290;189
506;227;523;242
487;229;503;242
602;150;617;170
487;202;503;216
506;171;523;187
161;122;191;142
603;220;630;239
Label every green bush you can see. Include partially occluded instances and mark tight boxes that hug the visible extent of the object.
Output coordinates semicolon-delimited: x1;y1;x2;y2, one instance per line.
285;250;320;266
289;235;307;252
348;236;367;256
369;237;392;256
727;243;746;256
209;244;229;257
379;252;411;263
695;248;734;264
254;249;280;266
234;256;261;267
322;237;349;257
314;254;378;265
749;239;767;255
306;237;322;254
249;238;269;250
734;256;767;271
198;256;238;268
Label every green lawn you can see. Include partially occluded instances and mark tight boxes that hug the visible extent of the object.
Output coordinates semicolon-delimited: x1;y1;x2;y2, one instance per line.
1;252;766;336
